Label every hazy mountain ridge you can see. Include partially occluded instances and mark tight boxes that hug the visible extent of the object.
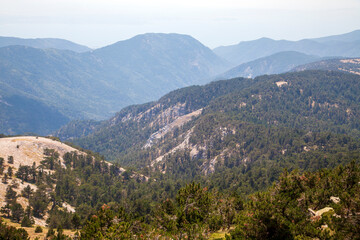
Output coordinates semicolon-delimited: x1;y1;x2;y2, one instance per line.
0;33;230;135
0;36;91;53
217;51;320;79
0;45;125;120
214;30;360;65
2;31;360;136
0;91;69;135
310;29;360;43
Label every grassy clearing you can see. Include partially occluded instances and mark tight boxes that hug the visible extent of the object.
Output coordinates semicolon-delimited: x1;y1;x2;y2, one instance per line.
3;218;77;239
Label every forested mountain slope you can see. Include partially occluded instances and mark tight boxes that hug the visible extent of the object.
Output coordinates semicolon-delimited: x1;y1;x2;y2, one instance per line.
293;58;360;76
57;70;360;198
53;70;360;239
57;77;256;159
2;71;360;239
64;70;360;165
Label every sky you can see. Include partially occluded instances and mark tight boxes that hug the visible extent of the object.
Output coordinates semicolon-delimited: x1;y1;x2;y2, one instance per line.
1;0;360;49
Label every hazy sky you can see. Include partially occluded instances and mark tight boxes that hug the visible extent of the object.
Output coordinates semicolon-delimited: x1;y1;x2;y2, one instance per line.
1;0;360;49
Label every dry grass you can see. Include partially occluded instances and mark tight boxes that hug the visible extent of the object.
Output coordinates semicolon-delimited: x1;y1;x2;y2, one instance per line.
0;136;80;172
3;217;77;239
0;136;80;226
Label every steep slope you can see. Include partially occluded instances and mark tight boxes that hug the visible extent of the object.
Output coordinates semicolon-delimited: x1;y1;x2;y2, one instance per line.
0;33;230;135
64;71;360;174
217;51;320;79
293;58;360;75
0;36;91;52
213;30;360;65
59;77;256;163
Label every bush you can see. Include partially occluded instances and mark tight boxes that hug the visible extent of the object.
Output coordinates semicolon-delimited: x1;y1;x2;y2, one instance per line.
21;215;33;227
35;226;43;233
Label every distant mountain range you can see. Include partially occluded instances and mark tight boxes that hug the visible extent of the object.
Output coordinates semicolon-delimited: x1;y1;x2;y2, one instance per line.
217;51;320;79
0;36;91;52
214;30;360;66
1;30;360;135
0;33;229;134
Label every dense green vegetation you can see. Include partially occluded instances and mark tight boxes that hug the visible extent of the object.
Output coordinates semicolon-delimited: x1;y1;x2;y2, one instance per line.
2;70;360;238
2;159;359;238
0;219;29;239
67;71;360;168
228;161;360;239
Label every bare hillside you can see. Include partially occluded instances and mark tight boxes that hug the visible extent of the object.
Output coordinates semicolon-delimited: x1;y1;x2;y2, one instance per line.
0;136;81;226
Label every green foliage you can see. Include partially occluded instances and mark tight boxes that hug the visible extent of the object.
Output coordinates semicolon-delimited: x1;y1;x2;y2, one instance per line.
10;203;24;223
49;70;360;238
80;204;133;239
228;161;360;239
8;156;14;164
21;215;33;227
5;185;17;204
0;218;29;239
29;186;50;218
35;226;43;233
21;185;34;199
